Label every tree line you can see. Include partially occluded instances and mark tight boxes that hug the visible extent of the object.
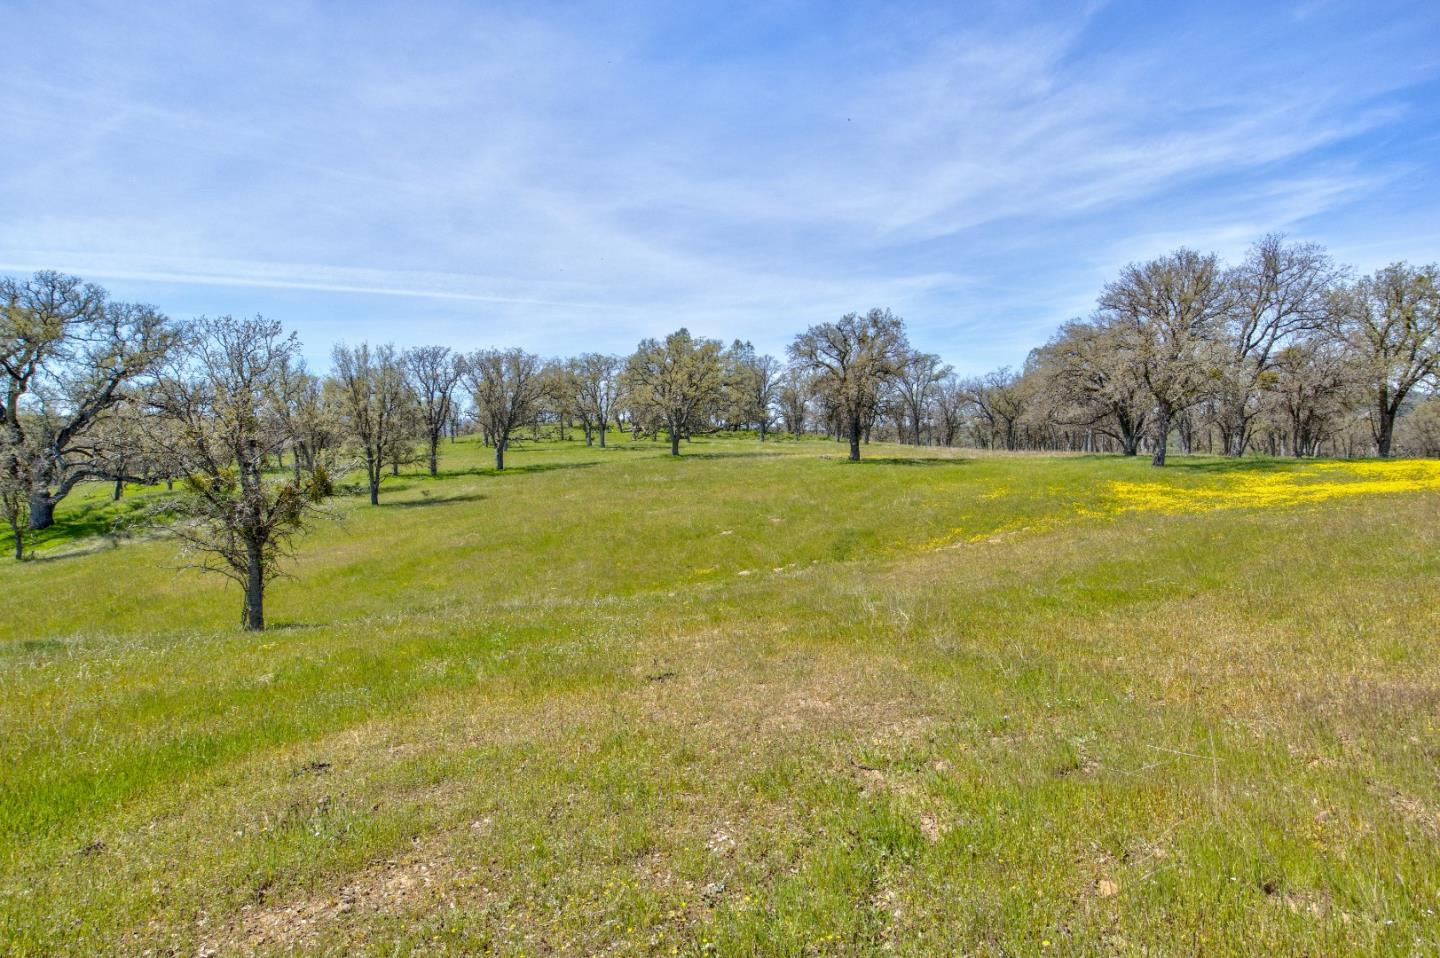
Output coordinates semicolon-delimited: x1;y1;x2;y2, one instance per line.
4;236;1438;623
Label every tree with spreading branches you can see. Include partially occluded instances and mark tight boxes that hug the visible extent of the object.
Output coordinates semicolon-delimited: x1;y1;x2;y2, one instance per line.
788;308;909;461
147;315;321;631
1;271;175;529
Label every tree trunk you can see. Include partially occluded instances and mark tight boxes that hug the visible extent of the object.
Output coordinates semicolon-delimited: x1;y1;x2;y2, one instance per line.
1220;408;1249;457
1375;406;1396;458
8;517;22;560
243;539;265;631
1151;406;1170;467
369;478;380;506
113;479;124;501
599;424;607;448
428;437;439;476
27;492;55;531
495;439;506;471
670;431;680;457
848;418;861;461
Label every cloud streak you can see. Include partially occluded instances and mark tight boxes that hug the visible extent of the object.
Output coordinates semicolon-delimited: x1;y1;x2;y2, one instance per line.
2;0;1437;370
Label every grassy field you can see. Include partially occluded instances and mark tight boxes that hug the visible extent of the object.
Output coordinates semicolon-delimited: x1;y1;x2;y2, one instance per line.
3;436;1440;956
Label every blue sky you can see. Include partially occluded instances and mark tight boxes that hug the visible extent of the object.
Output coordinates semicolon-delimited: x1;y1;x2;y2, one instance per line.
3;0;1438;373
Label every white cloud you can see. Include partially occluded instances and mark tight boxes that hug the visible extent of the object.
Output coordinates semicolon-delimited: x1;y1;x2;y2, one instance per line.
1;1;1436;368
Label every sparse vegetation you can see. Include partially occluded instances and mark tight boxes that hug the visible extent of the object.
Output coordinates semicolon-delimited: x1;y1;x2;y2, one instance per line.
2;249;1437;954
3;436;1439;955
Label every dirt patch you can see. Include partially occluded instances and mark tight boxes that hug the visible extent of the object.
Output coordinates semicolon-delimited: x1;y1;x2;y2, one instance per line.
206;823;491;954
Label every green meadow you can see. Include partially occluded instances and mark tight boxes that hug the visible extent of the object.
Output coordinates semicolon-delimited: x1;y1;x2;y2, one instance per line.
3;437;1439;956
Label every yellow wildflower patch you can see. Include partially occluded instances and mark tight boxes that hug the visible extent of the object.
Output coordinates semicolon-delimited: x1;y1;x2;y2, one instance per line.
1108;459;1440;514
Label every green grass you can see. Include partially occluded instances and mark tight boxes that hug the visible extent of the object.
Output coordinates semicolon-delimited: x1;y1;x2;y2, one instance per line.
3;435;1439;955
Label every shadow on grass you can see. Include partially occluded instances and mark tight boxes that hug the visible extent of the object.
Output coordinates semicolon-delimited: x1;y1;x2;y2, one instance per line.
386;492;488;509
1159;457;1299;474
672;450;794;461
27;488;182;556
26;539;124;564
437;461;602;479
1067;454;1299;474
0;638;68;657
847;456;974;467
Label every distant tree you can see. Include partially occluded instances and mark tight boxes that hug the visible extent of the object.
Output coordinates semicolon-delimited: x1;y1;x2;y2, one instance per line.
571;352;625;447
87;399;162;500
961;368;1028;450
777;366;811;437
1;271;175;529
1026;316;1149;455
625;329;727;456
1397;393;1440;457
465;348;545;470
1098;250;1232;466
1331;263;1440;457
381;394;423;477
275;357;340;487
1;437;32;559
932;374;967;447
147;316;319;631
725;341;782;440
331;342;410;504
788;308;909;461
1216;235;1337;456
893;349;950;445
402;346;466;475
1264;334;1358;457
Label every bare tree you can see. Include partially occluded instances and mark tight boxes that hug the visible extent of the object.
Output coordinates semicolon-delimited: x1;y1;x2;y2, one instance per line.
932;375;968;448
571;352;625;447
86;399;164;500
147;316;319;631
465;348;545;470
777;366;811;437
1;271;175;529
1216;235;1337;456
1099;250;1232;466
625;329;727;456
788;308;909;461
276;357;340;487
962;369;1028;450
403;346;466;476
332;342;410;504
1332;263;1440;457
1027;316;1149;455
725;341;782;440
894;349;950;445
1397;394;1440;457
1264;334;1358;457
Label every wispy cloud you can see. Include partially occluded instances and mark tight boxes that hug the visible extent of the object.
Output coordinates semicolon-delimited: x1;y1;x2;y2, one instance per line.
2;0;1437;369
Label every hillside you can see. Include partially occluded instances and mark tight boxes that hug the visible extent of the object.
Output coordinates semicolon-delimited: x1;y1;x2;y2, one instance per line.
4;439;1440;956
